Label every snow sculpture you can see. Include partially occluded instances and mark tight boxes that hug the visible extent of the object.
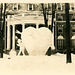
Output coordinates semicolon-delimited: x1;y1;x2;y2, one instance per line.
21;27;53;55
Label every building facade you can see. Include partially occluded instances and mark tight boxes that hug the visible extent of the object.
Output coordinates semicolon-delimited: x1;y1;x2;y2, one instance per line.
55;3;75;52
1;3;75;53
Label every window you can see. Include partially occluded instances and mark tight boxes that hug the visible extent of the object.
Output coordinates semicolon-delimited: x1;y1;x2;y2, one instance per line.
13;3;18;10
72;29;75;32
14;7;17;10
58;27;63;35
70;3;75;10
58;29;62;32
72;16;75;21
72;7;74;10
57;3;61;10
28;4;35;11
39;24;46;28
58;16;63;21
29;4;32;10
25;24;36;28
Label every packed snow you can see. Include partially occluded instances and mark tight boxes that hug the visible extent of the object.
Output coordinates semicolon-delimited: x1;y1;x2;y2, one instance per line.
0;53;75;75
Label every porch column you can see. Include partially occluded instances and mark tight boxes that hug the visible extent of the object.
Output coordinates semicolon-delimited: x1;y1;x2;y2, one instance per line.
7;25;10;50
17;3;18;10
61;4;62;10
13;4;14;10
28;4;29;10
12;25;15;50
22;24;25;32
36;23;39;29
51;23;55;50
32;4;34;10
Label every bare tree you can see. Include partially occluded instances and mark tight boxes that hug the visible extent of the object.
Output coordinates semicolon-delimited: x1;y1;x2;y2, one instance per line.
51;3;56;32
0;3;3;58
0;3;7;58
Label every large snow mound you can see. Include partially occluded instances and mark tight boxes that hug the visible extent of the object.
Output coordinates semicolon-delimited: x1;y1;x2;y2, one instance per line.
21;27;52;55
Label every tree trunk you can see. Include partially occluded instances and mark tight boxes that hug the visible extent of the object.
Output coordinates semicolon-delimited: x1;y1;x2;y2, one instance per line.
51;3;56;32
2;3;6;36
0;3;6;58
65;3;72;63
0;3;3;58
41;3;48;27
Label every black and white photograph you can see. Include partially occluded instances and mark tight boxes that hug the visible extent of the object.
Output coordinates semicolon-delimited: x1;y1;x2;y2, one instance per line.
0;1;75;75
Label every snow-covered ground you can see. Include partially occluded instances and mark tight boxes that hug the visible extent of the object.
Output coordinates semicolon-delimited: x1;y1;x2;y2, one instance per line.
0;27;75;75
0;53;75;75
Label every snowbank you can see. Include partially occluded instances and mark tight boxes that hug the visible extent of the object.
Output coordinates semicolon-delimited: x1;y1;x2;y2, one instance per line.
0;53;75;75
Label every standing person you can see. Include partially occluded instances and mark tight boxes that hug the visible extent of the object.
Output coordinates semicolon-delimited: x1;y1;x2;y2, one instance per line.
17;39;25;56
